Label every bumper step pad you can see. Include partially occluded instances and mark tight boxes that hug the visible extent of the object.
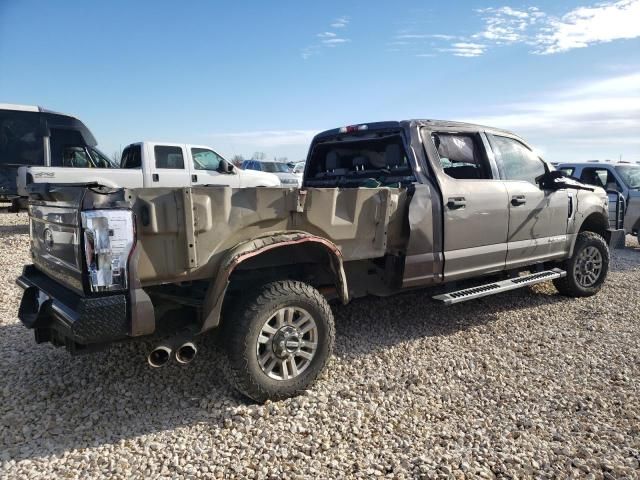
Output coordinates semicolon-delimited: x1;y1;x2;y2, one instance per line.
433;268;566;305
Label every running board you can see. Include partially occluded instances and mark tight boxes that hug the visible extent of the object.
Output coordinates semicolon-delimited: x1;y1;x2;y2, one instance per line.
432;268;566;305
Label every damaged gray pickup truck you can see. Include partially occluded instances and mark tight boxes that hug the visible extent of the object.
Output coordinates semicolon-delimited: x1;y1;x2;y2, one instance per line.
17;120;625;402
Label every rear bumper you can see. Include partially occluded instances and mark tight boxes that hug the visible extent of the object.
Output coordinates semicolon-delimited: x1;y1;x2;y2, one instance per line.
16;265;129;352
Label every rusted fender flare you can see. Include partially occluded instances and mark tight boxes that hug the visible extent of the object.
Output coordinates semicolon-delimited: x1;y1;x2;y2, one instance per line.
199;231;349;333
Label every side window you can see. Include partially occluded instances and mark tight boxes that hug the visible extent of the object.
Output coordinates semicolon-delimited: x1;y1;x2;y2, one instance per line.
154;145;184;169
62;146;91;167
489;135;545;184
0;110;44;166
122;145;141;168
580;168;620;191
559;167;575;177
191;148;223;171
431;132;490;180
49;129;87;167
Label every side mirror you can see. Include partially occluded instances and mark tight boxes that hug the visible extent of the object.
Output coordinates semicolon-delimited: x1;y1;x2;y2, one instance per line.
537;170;595;192
218;161;234;174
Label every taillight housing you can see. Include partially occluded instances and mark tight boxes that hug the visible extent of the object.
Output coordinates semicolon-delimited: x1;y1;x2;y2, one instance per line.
81;209;135;292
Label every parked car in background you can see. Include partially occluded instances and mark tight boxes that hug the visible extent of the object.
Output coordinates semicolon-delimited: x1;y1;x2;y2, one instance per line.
1;103;102;210
292;161;305;183
19;142;280;194
556;161;640;239
242;160;302;187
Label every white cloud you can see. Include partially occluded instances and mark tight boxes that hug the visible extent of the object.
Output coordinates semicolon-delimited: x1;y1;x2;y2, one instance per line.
535;0;640;54
474;6;545;44
465;71;640;161
322;38;350;46
302;16;351;59
439;42;487;57
396;0;640;58
331;16;349;28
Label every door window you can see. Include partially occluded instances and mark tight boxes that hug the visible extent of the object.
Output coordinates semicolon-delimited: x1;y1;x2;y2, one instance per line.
431;132;490;180
154;146;184;169
121;145;141;168
192;148;224;171
580;167;621;191
559;167;575;177
489;135;545;184
62;146;91;167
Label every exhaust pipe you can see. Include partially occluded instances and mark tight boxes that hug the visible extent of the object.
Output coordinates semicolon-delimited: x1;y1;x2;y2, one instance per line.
148;345;172;368
175;342;197;365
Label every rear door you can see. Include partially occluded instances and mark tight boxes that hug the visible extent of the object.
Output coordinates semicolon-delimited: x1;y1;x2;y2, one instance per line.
147;143;190;187
188;146;239;187
487;134;570;267
424;129;509;280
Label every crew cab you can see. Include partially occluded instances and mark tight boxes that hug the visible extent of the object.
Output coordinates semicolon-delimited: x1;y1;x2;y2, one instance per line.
18;141;280;193
556;161;640;239
16;120;624;402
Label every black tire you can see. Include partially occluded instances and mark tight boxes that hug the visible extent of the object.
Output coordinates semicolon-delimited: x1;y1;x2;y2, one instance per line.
553;231;609;297
222;280;335;402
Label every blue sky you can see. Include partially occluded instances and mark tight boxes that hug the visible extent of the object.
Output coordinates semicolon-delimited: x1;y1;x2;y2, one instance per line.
1;0;639;162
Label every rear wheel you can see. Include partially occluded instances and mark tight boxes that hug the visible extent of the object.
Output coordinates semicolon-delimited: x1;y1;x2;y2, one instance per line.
222;280;335;402
553;231;609;297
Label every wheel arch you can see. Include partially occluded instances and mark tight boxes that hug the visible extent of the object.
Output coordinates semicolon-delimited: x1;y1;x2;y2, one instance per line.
199;231;348;332
570;210;610;256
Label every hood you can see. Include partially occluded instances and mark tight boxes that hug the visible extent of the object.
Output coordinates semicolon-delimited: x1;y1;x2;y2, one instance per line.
272;172;301;185
237;168;280;185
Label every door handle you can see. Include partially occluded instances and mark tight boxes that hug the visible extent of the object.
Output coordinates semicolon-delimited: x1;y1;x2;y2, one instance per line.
511;195;526;206
152;173;159;182
192;174;198;182
447;197;466;209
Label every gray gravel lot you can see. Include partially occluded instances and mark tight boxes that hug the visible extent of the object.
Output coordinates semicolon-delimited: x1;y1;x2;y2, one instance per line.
1;212;639;479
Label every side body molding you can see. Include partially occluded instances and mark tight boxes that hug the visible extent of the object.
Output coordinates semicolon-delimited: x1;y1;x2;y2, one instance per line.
200;231;348;332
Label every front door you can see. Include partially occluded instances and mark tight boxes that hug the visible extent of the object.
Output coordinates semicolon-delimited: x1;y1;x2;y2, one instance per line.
425;130;510;281
189;147;240;187
487;134;570;268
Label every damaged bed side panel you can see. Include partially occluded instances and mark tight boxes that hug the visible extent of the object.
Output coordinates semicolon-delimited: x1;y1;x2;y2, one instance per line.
129;186;407;286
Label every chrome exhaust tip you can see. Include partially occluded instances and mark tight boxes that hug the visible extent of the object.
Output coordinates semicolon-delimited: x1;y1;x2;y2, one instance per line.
175;342;197;365
148;345;172;368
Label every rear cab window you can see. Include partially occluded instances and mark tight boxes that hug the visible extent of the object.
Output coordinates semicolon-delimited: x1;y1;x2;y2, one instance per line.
154;146;184;169
305;130;414;188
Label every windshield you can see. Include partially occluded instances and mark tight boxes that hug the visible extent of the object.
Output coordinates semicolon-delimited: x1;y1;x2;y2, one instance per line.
89;147;117;168
615;165;640;189
261;162;289;173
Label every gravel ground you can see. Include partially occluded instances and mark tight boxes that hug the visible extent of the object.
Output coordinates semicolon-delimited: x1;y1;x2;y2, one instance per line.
1;212;639;479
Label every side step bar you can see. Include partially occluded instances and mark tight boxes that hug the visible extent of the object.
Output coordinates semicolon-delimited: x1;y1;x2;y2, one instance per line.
433;268;566;305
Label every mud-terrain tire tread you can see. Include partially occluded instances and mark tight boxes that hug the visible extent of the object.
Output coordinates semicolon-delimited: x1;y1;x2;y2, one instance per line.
553;231;609;297
221;280;335;403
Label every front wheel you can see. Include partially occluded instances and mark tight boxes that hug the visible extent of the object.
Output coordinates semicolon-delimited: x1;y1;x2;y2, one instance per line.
553;231;610;297
222;280;335;402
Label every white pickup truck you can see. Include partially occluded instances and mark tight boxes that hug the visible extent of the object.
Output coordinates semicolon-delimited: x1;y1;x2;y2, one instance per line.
17;141;280;194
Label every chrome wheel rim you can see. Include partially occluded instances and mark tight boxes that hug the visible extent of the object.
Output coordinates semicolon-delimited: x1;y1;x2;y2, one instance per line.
256;307;318;380
574;246;603;288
